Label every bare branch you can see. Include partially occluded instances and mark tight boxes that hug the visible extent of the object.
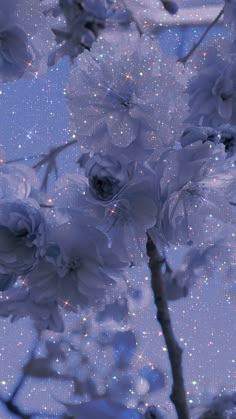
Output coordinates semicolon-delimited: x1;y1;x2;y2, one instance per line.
177;8;224;65
32;140;77;191
146;234;190;419
3;140;78;191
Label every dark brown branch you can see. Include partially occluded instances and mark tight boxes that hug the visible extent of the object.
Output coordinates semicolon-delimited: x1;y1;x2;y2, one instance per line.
146;234;189;419
177;8;224;64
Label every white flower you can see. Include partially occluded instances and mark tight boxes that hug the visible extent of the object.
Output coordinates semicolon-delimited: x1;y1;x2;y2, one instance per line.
85;153;135;201
186;48;236;127
27;217;126;308
66;34;184;154
0;200;46;276
160;142;235;245
53;162;159;265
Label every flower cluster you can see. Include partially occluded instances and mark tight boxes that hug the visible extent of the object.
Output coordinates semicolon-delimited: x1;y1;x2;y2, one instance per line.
0;0;235;344
1;2;236;418
43;0;131;65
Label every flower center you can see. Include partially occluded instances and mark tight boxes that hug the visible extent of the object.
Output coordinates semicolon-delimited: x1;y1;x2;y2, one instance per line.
66;256;81;273
91;176;120;200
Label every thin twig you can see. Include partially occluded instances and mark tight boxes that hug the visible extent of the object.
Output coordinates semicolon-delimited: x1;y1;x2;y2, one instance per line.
146;234;190;419
4;140;77;191
4;155;41;164
177;8;224;64
32;140;77;191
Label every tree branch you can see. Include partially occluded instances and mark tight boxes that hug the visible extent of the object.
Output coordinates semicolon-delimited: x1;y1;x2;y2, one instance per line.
177;8;224;65
146;234;189;419
3;140;77;191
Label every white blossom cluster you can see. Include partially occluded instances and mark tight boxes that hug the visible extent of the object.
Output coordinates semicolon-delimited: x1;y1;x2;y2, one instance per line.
1;0;236;418
0;0;235;335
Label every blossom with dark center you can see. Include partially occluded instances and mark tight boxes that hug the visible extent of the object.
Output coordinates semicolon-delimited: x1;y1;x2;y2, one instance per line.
85;153;135;201
0;200;46;276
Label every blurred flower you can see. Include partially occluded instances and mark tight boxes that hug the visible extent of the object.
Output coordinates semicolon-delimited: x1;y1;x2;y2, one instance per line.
0;200;46;276
163;270;189;301
27;216;127;309
112;330;136;369
186;48;236;127
96;297;129;323
66;34;184;153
